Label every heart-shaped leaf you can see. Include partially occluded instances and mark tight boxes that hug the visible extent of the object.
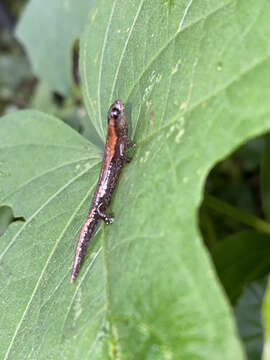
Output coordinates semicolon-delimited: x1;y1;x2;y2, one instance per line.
2;0;270;358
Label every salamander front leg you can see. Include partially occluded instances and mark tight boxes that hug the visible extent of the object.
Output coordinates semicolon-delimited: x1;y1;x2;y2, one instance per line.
127;141;136;149
123;141;136;163
97;204;114;225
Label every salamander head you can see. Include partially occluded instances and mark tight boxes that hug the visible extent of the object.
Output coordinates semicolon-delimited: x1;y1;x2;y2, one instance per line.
108;100;124;121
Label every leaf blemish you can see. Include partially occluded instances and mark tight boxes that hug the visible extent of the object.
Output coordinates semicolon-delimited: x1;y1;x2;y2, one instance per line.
143;71;162;101
171;58;182;75
166;124;176;138
180;82;193;110
150;70;162;84
146;101;154;127
90;100;96;113
91;8;98;22
84;163;91;170
139;151;150;163
175;128;185;143
183;177;189;183
174;117;185;143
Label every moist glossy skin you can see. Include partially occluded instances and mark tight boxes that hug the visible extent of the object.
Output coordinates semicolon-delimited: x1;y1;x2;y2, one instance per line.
70;100;134;283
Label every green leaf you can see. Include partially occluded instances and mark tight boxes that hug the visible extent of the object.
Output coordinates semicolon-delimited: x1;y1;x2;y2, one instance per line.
261;134;270;220
15;0;94;94
0;110;102;359
213;231;270;303
0;54;31;97
263;278;270;360
234;278;266;360
30;81;59;114
2;0;270;358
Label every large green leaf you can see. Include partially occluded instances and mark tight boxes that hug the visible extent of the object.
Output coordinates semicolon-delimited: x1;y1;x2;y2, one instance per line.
1;0;270;358
212;231;270;304
234;278;266;360
263;279;270;360
261;134;270;220
15;0;94;94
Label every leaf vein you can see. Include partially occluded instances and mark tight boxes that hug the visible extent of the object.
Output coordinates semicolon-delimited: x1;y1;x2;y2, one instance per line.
109;0;145;105
61;246;103;335
124;0;234;105
0;158;100;205
137;52;270;148
2;168;97;360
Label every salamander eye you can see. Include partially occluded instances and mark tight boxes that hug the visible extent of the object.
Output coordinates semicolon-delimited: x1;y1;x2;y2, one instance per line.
110;107;120;119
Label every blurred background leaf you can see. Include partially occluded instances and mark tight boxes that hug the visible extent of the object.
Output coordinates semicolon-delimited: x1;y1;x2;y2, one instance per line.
235;278;267;360
15;0;94;95
212;231;270;304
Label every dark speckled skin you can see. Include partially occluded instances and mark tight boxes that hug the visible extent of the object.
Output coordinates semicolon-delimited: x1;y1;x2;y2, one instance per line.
70;100;134;282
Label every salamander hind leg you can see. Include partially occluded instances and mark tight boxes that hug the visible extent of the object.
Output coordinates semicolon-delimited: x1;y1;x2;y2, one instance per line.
124;141;136;163
123;154;132;163
97;204;114;224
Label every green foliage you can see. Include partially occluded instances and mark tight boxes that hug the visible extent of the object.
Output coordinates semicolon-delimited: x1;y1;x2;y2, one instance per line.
235;278;266;360
16;0;94;94
1;0;270;359
213;231;270;304
262;135;270;220
263;279;270;360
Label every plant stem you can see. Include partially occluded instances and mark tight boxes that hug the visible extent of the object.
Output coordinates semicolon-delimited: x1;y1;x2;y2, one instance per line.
204;193;270;236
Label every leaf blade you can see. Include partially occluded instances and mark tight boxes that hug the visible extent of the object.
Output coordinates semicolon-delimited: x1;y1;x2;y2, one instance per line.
2;0;270;358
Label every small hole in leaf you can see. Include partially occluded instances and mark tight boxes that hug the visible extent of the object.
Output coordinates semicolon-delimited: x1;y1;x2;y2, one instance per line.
0;205;25;237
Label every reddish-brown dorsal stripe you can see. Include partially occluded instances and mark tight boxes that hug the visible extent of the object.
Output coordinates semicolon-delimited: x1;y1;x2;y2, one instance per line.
107;117;118;156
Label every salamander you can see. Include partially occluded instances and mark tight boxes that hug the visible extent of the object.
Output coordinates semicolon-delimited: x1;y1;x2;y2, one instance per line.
70;100;134;282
